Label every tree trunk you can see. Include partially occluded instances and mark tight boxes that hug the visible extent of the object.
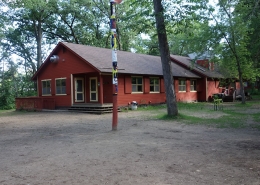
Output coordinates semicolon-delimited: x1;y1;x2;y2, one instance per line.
153;0;178;116
35;20;43;70
236;57;246;103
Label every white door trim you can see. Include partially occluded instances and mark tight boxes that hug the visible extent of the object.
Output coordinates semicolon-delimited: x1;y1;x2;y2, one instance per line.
90;77;98;102
75;77;84;102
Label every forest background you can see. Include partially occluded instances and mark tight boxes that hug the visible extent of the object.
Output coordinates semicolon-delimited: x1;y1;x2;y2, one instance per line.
0;0;259;109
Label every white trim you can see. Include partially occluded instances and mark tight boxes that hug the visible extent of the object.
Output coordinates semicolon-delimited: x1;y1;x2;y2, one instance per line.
74;77;84;102
41;79;52;96
131;76;143;93
55;77;67;95
190;79;197;92
90;77;98;102
150;77;160;93
178;78;186;92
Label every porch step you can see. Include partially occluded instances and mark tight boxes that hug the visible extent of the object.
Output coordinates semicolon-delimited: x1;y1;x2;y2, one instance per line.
68;106;121;114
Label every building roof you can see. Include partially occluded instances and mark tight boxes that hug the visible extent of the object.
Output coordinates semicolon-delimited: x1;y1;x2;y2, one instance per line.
33;42;200;79
62;42;200;78
170;55;224;78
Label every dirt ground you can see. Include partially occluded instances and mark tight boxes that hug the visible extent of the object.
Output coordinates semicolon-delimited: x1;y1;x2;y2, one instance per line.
0;107;260;185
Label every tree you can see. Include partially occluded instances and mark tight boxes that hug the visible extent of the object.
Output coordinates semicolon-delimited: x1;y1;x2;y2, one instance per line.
2;0;55;70
153;0;178;116
208;0;258;103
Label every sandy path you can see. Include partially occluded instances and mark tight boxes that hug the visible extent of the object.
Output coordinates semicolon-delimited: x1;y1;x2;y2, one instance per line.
0;110;259;185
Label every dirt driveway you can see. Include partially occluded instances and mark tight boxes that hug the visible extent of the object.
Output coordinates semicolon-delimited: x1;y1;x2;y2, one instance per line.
0;109;259;185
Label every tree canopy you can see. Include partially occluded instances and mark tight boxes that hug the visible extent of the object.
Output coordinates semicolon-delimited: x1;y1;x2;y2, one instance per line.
0;0;259;109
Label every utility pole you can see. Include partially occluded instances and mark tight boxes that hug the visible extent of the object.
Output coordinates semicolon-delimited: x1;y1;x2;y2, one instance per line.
110;0;122;131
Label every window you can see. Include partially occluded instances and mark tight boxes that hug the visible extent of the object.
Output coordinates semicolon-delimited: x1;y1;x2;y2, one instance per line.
132;77;143;93
150;78;160;92
42;80;51;95
56;78;66;95
190;80;197;91
179;79;186;92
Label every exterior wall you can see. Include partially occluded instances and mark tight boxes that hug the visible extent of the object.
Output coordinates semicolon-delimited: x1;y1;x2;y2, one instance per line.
102;75;113;103
33;46;214;108
174;78;198;102
37;47;97;108
196;60;214;71
196;78;207;101
15;97;55;111
207;79;222;101
117;74;166;107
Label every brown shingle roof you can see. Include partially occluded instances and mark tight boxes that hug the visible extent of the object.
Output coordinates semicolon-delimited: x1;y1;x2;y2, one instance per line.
61;42;200;78
170;55;224;78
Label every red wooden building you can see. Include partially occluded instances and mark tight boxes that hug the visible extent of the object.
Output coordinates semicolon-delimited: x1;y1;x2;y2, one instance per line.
16;42;225;112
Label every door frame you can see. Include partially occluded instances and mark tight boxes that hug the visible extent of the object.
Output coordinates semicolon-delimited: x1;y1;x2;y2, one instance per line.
74;77;85;102
89;77;98;102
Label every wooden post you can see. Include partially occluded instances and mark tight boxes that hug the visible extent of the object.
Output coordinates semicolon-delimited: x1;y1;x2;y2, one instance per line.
110;0;122;130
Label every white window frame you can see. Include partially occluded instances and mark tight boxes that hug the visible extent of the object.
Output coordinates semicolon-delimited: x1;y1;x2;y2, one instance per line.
55;78;66;95
132;76;143;93
150;77;160;93
42;79;51;96
179;79;186;92
190;79;197;92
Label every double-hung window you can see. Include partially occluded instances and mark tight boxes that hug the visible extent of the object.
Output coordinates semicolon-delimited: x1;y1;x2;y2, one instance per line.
179;79;186;92
56;78;66;95
150;78;160;93
190;79;197;91
42;80;51;95
132;77;143;93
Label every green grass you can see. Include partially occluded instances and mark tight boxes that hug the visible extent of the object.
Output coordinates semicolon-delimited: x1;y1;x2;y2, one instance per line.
156;112;247;128
252;94;260;100
0;109;31;117
140;101;260;129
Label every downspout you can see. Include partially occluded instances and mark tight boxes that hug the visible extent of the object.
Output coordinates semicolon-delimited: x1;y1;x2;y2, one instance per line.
37;76;39;97
71;74;73;106
205;77;208;101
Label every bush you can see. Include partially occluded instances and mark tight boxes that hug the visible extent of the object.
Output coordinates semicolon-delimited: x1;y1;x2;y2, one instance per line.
249;88;260;95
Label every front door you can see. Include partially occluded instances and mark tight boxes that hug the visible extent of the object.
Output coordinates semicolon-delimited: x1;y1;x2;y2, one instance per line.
75;78;84;102
90;77;98;102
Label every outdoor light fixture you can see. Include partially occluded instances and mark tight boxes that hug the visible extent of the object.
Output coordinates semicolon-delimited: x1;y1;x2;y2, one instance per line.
50;55;59;63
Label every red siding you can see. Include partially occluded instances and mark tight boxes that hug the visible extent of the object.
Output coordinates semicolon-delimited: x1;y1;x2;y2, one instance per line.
103;75;113;103
15;97;55;111
117;75;166;106
207;79;221;101
37;48;98;107
33;46;221;108
174;79;198;102
160;78;165;93
144;77;150;94
197;78;207;101
176;92;198;102
124;76;131;94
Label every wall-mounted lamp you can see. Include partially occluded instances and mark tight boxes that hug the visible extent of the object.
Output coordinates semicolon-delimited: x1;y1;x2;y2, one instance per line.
50;55;59;63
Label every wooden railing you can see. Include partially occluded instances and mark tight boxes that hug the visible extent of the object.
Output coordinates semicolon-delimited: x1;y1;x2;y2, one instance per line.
15;97;55;111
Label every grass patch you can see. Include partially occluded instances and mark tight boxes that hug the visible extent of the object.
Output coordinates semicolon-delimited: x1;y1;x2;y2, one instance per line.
177;102;207;110
136;104;167;111
136;102;208;111
148;102;255;129
0;109;31;117
252;94;260;100
155;112;247;128
253;113;260;122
